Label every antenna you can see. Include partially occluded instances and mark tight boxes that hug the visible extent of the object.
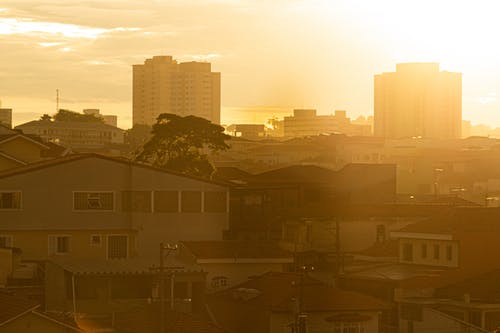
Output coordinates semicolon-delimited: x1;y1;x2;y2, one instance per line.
56;89;59;112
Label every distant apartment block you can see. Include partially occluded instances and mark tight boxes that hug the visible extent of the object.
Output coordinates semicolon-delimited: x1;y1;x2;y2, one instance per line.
0;108;12;129
83;108;118;127
15;119;124;149
374;63;462;139
133;55;221;126
283;109;371;137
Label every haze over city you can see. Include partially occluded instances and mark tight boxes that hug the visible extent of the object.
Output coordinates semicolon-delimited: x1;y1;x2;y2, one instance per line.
7;2;500;333
2;0;500;128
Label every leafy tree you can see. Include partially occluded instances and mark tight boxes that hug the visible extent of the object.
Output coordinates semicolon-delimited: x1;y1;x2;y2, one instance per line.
53;109;104;123
134;113;230;178
40;114;52;121
125;124;152;153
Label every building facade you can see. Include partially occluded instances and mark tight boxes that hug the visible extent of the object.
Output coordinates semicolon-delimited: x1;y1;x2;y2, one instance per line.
133;55;221;126
15;120;124;149
283;109;371;138
374;63;462;139
0;154;230;261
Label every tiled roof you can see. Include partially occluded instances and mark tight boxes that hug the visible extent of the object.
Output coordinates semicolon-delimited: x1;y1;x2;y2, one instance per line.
357;240;399;258
49;257;202;275
0;291;38;326
395;207;500;235
0;151;27;165
212;167;252;183
113;307;225;333
0;133;50;149
210;271;388;312
436;268;500;300
250;165;336;184
342;261;500;291
0;153;229;186
16;119;124;131
181;241;293;260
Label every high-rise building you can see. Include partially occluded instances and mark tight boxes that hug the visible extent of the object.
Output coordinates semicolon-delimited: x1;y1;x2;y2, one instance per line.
132;55;221;126
374;63;462;139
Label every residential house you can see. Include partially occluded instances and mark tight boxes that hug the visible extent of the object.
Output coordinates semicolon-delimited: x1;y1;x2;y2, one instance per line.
0;153;230;261
227;163;396;242
44;257;206;317
339;207;500;332
0;291;83;333
15;119;125;151
208;271;388;333
0;132;68;171
178;241;293;292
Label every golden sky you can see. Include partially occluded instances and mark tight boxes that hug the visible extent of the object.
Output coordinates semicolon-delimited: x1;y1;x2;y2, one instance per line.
1;0;500;128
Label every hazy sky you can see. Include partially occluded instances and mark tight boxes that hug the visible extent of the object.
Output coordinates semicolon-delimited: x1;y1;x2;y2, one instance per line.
2;0;500;128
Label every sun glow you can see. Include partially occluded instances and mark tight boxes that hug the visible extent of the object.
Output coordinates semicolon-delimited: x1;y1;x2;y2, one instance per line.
333;0;500;69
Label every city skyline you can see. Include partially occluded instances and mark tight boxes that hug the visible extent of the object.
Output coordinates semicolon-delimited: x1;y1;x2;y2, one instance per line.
2;1;500;128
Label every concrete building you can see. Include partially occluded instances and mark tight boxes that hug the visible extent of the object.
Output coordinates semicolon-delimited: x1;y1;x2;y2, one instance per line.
0;108;12;129
83;109;117;127
133;55;221;126
15;119;124;150
283;109;371;138
226;124;266;140
0;154;229;261
374;63;462;139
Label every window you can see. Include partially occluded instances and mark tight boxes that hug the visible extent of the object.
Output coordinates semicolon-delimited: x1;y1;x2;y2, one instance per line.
0;192;21;209
74;192;113;211
243;195;262;206
446;245;453;261
107;235;128;259
154;191;179;213
211;276;228;290
0;235;13;248
333;322;364;333
421;244;427;259
122;191;152;212
90;235;102;247
433;244;440;260
402;243;413;262
181;191;201;212
48;236;70;255
204;191;227;213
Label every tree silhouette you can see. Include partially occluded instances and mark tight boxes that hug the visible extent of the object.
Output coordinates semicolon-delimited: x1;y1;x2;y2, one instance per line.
134;113;230;178
40;114;52;121
53;109;104;123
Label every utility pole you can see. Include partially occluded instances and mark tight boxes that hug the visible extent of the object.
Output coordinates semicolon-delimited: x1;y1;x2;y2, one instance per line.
292;265;313;333
157;243;182;333
56;89;59;112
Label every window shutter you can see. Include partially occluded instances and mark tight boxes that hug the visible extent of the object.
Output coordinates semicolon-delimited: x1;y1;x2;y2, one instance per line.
48;236;56;255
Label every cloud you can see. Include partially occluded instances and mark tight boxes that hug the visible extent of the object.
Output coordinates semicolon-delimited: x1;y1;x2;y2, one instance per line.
479;92;497;105
38;41;63;47
182;53;222;61
0;17;140;39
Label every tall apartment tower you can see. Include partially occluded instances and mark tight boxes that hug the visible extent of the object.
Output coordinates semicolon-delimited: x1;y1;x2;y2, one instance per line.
374;63;462;139
133;55;221;126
